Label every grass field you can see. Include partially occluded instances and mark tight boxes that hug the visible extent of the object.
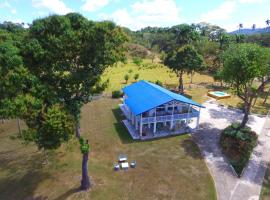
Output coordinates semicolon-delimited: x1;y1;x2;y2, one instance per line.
0;97;216;200
102;59;270;114
260;164;270;200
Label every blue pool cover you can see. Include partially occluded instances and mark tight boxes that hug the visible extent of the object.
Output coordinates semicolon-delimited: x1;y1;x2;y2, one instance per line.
122;80;204;116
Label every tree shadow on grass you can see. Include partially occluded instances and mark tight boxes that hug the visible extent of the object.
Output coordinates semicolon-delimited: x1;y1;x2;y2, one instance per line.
111;107;134;144
179;137;203;160
0;152;51;200
53;187;81;200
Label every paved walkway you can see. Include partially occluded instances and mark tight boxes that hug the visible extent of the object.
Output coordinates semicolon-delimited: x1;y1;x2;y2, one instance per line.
193;101;270;200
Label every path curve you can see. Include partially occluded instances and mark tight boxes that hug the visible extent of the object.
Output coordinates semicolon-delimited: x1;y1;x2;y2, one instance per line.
193;101;270;200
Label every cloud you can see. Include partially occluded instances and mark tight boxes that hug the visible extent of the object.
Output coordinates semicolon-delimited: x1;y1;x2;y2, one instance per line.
201;1;237;22
238;0;266;3
81;0;110;12
0;0;16;15
11;9;16;14
99;0;181;30
32;0;72;15
0;1;11;8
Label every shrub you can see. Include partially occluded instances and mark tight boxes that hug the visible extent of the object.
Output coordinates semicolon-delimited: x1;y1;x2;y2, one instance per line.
124;74;129;83
112;90;123;98
134;73;139;81
155;80;163;86
220;123;258;176
133;57;143;66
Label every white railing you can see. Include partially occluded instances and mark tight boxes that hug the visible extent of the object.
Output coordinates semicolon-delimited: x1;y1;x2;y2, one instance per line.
142;110;199;124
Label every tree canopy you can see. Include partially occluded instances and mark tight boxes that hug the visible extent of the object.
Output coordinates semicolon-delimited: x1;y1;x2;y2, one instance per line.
22;13;127;137
164;45;204;93
221;43;270;127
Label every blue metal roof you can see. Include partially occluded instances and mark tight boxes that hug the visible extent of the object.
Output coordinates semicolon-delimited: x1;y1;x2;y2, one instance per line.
122;80;204;115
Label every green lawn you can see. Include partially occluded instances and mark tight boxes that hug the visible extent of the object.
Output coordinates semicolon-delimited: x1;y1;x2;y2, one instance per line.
0;97;216;200
260;164;270;200
102;59;270;114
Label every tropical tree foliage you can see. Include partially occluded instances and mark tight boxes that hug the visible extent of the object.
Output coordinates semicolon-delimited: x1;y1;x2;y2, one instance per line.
164;45;204;93
221;43;270;127
22;13;127;138
0;14;127;190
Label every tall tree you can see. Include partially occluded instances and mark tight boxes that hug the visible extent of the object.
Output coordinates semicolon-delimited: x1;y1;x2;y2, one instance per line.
19;13;127;190
218;33;231;49
266;19;270;27
239;23;243;33
221;44;269;127
164;45;204;93
22;13;127;139
170;24;200;47
0;40;29;132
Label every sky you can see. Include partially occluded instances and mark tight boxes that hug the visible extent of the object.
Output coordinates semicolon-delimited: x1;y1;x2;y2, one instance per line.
0;0;269;31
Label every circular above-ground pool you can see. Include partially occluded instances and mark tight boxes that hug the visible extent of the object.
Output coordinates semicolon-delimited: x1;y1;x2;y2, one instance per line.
207;91;231;100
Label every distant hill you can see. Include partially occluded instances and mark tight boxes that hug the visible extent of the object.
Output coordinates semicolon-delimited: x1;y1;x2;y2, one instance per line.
230;27;270;35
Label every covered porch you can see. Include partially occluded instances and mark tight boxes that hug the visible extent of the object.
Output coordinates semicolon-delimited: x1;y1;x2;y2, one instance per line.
122;119;193;140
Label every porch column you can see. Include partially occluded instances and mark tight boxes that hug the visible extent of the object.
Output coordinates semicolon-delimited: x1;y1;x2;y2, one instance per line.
186;104;191;127
129;109;132;120
140;114;143;137
153;108;157;134
170;101;175;130
196;107;201;130
131;113;135;125
135;116;138;130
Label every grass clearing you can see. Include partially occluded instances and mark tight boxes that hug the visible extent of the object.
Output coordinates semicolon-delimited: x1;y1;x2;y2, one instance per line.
102;59;270;114
0;97;216;200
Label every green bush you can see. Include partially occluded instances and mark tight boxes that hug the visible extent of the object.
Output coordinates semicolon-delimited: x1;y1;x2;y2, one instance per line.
134;73;139;81
112;90;123;98
124;74;129;83
155;80;163;86
133;57;143;66
220;123;258;176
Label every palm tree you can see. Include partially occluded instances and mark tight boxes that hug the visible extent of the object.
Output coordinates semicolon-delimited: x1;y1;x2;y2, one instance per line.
239;23;243;33
266;19;270;27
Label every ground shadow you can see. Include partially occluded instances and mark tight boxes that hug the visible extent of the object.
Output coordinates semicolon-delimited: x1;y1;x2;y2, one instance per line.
0;151;51;200
111;107;134;144
207;106;256;124
193;123;237;176
53;187;81;200
179;137;203;160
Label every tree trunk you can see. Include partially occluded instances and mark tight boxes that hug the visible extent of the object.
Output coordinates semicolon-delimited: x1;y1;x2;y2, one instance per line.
17;118;21;136
252;97;258;107
240;100;251;128
259;77;265;92
1;118;4;124
178;71;184;94
80;152;90;190
43;148;48;165
263;87;270;105
76;122;81;138
190;73;193;84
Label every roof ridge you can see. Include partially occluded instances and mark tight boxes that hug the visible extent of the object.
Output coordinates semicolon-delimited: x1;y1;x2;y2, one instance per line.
143;80;176;99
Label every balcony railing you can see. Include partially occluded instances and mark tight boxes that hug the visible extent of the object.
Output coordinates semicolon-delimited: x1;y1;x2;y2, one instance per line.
142;111;199;124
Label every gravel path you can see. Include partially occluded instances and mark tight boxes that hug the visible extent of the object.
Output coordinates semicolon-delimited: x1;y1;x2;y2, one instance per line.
193;100;270;200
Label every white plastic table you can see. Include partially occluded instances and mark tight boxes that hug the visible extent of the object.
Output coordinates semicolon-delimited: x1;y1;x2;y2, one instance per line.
121;162;129;170
118;154;127;162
